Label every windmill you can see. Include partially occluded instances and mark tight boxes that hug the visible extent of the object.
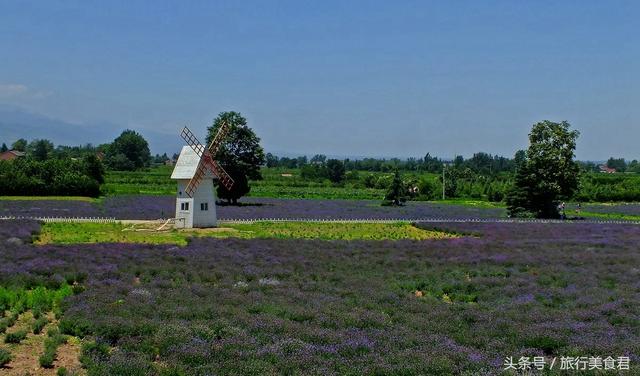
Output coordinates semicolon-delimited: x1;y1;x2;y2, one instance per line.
170;122;234;228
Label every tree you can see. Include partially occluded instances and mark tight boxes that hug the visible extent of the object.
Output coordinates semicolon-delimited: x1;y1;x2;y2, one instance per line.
0;143;7;153
310;154;327;164
265;153;279;168
11;139;27;152
606;157;626;172
506;121;580;218
105;130;151;171
83;154;106;184
28;139;54;161
514;149;527;168
206;111;265;204
383;170;407;206
326;159;345;183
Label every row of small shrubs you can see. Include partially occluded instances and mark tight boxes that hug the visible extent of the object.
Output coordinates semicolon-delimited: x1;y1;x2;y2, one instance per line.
39;328;68;368
0;285;73;318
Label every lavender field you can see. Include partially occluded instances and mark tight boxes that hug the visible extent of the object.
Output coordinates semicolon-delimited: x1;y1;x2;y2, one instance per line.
583;203;640;217
0;196;506;220
1;219;639;374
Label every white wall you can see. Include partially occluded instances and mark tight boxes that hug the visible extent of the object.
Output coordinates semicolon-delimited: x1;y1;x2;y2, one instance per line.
175;179;217;228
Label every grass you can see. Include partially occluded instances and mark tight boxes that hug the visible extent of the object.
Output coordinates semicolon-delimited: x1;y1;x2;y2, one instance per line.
566;209;640;221
434;199;505;208
36;221;456;245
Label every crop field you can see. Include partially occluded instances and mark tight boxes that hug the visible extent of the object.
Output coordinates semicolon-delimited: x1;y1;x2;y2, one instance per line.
1;219;639;375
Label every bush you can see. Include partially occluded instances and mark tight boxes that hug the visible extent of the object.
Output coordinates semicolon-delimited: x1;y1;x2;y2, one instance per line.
0;347;11;367
33;316;49;334
4;329;28;344
39;331;67;368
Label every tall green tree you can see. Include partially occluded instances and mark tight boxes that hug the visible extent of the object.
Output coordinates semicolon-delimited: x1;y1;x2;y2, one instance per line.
105;130;151;171
606;157;626;172
326;159;345;183
11;139;27;152
206;111;265;204
506;120;580;218
0;143;7;153
383;170;408;206
28;139;54;161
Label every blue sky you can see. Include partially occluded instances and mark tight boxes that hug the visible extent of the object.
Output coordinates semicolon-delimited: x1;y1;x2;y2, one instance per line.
0;1;638;160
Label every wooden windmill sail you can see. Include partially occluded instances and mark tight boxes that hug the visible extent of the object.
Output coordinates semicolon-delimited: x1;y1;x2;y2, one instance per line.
180;122;235;197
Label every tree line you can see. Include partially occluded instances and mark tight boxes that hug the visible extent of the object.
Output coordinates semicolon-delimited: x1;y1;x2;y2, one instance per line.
265;151;521;175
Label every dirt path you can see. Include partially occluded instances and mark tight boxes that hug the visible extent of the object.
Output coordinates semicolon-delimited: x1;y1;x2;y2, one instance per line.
0;312;84;375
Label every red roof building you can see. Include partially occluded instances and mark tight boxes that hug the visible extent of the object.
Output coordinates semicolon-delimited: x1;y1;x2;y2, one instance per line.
0;150;26;161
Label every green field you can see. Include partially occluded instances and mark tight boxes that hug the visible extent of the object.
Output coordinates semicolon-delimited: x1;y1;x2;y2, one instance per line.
36;221;456;245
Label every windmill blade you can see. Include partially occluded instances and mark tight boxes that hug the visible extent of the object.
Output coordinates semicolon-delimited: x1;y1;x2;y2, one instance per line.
207;120;231;156
206;156;235;191
184;159;209;198
180;126;206;157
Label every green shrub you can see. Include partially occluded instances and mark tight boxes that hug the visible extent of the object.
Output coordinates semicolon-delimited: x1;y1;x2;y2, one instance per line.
57;367;69;376
39;349;56;368
0;347;11;366
33;316;49;334
4;329;28;344
39;331;67;368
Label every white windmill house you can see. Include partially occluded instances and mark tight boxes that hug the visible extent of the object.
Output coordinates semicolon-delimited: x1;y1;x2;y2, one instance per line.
170;123;235;228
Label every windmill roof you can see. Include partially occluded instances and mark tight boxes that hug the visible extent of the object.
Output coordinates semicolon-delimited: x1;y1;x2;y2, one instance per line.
170;146;214;180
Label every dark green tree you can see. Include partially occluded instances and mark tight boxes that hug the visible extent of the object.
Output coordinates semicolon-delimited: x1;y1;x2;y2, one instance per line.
265;153;279;168
0;143;7;153
105;130;151;171
310;154;327;164
506;120;580;218
28;139;54;161
82;154;106;184
382;170;407;206
514;149;527;168
606;157;626;172
326;159;345;183
206;111;265;204
11;139;27;152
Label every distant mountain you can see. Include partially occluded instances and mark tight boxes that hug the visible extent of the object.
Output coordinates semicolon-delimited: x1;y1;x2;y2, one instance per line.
0;105;180;154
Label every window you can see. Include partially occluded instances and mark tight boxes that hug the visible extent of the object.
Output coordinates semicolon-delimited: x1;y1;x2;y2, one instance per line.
180;202;190;211
201;202;208;211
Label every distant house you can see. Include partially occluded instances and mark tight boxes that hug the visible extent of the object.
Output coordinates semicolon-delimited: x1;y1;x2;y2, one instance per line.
0;150;26;161
599;165;616;174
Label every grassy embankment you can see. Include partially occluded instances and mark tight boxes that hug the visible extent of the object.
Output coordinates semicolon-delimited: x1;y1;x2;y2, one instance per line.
36;221;456;245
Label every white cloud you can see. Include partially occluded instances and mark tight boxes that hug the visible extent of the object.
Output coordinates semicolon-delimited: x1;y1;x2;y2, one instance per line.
0;83;52;99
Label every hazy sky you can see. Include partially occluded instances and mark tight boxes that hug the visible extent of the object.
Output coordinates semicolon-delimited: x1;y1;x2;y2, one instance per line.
0;1;638;160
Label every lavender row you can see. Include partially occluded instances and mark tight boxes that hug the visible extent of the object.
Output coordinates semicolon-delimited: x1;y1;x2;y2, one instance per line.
0;196;506;220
